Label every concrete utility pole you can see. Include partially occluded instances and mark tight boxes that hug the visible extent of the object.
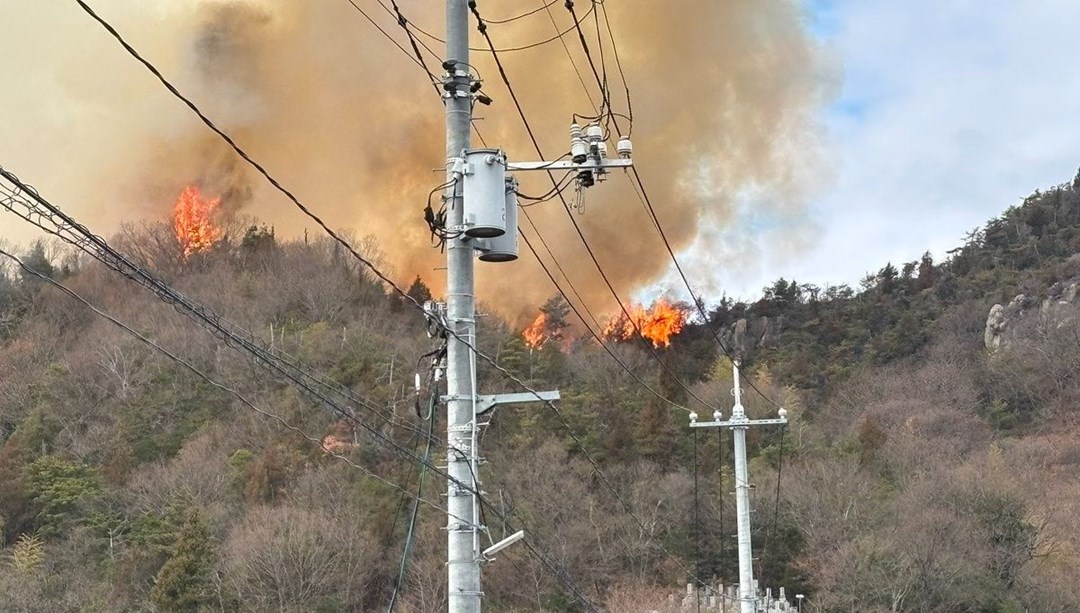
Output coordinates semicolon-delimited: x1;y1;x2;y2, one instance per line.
435;4;631;610
689;361;787;613
442;1;479;612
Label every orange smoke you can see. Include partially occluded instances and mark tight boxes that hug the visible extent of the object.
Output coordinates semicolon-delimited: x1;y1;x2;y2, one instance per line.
603;299;687;348
522;312;548;349
173;185;222;257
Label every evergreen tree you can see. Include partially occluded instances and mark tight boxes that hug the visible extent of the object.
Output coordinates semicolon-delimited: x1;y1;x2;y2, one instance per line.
150;510;216;612
18;241;54;284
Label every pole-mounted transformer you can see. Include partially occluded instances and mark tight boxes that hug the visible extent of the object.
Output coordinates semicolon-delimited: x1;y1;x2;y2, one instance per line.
475;176;519;262
461;148;508;238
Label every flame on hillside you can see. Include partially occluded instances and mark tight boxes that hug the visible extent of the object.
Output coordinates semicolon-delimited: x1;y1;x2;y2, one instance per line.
523;312;548;349
174;185;222;258
603;299;687;348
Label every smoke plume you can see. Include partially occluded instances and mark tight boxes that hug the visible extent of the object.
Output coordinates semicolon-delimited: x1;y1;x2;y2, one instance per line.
0;1;832;322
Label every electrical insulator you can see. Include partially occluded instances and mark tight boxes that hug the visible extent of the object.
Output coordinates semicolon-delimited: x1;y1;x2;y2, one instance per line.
617;136;632;159
476;176;519;262
462;148;507;238
569;123;587;164
597;141;608;160
586;124;603;143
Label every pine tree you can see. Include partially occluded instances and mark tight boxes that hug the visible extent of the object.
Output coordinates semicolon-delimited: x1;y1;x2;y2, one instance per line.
150;510;216;612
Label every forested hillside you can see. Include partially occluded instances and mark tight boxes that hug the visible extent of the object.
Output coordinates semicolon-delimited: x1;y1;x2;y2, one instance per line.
2;169;1080;612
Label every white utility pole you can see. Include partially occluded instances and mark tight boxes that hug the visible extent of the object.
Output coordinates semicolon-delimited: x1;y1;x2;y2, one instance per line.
442;1;479;612
435;4;631;611
689;361;787;613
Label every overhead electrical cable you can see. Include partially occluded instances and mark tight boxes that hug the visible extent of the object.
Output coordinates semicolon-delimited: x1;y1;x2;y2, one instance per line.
386;393;436;613
469;3;714;413
69;0;691;440
404;1;597;53
542;0;598;114
63;4;605;609
453;4;732;592
1;174;598;611
484;0;560;24
341;0;437;83
0;246;461;523
626;168;786;411
758;424;788;587
597;0;633;126
65;5;648;605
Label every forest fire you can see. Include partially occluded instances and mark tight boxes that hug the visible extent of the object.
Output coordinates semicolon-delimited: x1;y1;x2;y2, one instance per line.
522;312;548;349
603;299;687;348
173;185;222;258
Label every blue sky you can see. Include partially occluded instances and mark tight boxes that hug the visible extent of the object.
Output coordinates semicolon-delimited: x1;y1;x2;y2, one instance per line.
670;0;1080;301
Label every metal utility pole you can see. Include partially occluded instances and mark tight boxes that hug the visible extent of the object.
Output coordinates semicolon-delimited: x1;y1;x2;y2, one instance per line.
443;1;479;612
689;361;787;613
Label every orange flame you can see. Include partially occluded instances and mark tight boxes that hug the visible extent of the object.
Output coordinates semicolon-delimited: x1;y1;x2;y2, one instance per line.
523;312;548;349
173;185;222;258
603;299;687;348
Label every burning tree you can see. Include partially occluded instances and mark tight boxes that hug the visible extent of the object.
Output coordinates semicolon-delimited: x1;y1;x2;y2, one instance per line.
521;296;571;350
603;298;687;348
173;185;223;258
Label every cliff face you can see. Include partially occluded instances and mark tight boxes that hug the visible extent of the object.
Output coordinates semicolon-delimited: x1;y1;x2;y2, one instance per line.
985;275;1080;350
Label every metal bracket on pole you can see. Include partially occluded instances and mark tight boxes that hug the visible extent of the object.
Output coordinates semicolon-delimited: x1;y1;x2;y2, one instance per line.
506;159;633;172
689;416;788;429
474;390;560;416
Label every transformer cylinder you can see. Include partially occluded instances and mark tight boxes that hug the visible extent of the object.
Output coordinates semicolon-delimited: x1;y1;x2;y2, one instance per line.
462;148;507;238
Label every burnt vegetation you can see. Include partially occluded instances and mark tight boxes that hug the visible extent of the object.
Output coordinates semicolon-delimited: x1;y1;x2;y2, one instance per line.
2;170;1080;611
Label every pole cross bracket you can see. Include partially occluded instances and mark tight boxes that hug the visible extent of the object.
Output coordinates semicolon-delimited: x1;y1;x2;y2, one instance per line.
475;390;560;415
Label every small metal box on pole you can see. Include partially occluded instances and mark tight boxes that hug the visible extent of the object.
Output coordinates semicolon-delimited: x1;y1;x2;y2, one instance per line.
462;148;508;238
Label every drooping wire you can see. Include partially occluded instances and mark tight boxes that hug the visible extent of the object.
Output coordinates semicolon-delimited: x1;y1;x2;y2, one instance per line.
423;179;461;250
386;389;437;613
341;0;440;95
0;246;460;522
598;0;633;128
404;1;597;53
2;179;600;612
563;0;625;138
543;0;598;115
65;4;671;603
515;170;576;205
693;427;702;613
470;4;716;414
67;0;660;432
463;7;737;590
718;427;726;582
626;168;787;412
758;424;787;588
485;0;560;24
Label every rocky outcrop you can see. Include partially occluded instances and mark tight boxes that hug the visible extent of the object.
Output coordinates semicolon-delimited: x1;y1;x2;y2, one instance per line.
985;277;1080;351
719;316;783;358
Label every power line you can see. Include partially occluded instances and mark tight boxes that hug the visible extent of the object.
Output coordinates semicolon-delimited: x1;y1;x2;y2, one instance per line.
543;0;597;114
470;3;714;413
0;169;438;446
386;393;435;613
758;424;787;587
626;168;786;411
2;174;599;611
563;0;622;137
597;0;633;127
66;4;680;603
0;246;459;522
341;0;440;93
485;0;561;25
404;1;597;53
519;229;692;412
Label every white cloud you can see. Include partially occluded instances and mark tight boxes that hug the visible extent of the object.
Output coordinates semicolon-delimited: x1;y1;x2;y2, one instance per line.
683;0;1080;302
